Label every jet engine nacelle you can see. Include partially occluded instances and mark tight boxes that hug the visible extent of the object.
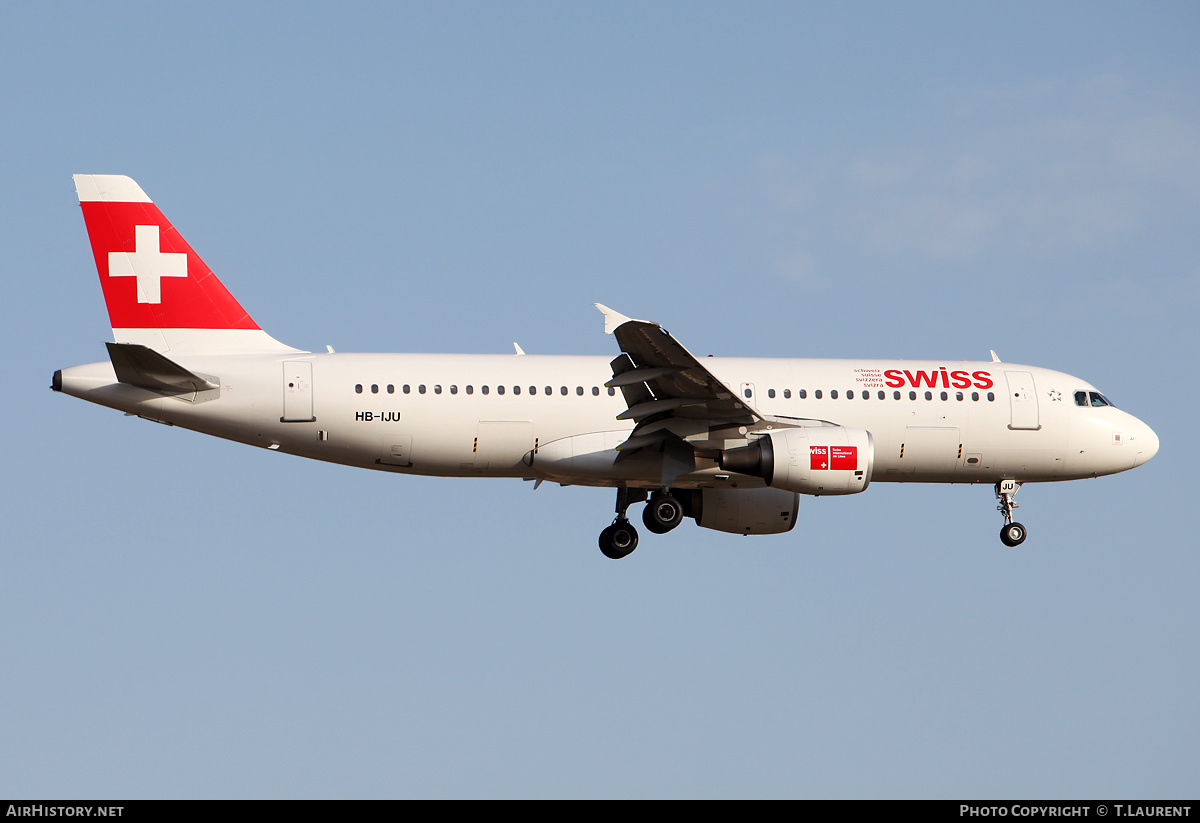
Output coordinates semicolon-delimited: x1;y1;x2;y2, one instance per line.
687;487;799;535
719;426;874;495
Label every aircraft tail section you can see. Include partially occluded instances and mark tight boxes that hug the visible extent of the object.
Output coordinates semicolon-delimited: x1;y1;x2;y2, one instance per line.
74;174;301;356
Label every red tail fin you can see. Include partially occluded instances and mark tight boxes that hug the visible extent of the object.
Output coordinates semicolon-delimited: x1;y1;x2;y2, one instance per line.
74;175;298;356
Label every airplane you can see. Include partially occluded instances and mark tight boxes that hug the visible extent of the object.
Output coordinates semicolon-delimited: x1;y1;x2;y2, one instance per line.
54;174;1160;559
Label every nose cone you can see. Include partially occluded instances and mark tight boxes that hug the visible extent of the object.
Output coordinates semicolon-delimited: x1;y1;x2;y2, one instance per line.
1132;420;1159;467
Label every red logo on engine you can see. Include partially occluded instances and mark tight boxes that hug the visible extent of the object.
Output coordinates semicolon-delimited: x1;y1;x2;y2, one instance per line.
830;446;857;470
810;446;829;470
811;445;857;470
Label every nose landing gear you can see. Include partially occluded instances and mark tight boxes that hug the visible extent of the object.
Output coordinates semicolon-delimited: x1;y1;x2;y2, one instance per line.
995;480;1027;546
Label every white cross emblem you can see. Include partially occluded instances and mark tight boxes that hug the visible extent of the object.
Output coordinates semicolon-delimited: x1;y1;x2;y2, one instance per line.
108;224;187;304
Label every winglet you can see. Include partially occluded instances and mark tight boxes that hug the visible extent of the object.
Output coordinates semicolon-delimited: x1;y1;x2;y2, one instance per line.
990;350;1002;363
594;303;646;335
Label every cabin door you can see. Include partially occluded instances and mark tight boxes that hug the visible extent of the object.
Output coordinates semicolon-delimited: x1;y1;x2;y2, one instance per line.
282;361;315;422
1005;371;1040;430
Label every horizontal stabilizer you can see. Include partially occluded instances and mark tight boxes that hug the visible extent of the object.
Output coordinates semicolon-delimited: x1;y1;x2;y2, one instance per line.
106;342;219;395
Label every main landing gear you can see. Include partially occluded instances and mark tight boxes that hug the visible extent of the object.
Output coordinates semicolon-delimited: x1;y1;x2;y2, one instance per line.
598;488;684;559
995;479;1027;547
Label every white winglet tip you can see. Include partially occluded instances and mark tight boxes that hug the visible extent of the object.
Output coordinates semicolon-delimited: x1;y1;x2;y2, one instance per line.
595;303;635;335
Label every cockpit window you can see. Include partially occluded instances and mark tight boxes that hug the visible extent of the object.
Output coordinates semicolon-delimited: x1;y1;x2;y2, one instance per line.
1076;390;1115;408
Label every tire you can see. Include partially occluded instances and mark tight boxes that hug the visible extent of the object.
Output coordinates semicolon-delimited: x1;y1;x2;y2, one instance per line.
643;493;684;535
999;522;1027;547
599;521;639;559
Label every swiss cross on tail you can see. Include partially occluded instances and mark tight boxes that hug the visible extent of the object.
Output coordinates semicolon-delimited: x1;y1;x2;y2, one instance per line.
108;225;187;304
74;174;260;332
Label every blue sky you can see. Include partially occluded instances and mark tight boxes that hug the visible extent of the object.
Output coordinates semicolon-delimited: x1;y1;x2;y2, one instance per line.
2;2;1197;798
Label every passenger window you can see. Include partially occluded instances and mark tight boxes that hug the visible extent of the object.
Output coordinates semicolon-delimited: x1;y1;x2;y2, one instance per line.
592;387;600;396
355;384;363;394
608;387;615;396
434;385;442;394
893;391;900;400
560;386;568;396
831;390;838;399
987;392;995;401
387;384;394;394
576;386;583;396
784;389;792;399
418;385;426;394
513;386;521;395
403;384;411;394
497;385;505;395
371;384;379;394
545;386;552;396
482;385;489;395
909;391;916;400
925;391;932;400
940;391;948;401
815;390;823;399
972;391;979;401
466;385;473;395
768;389;776;398
956;392;963;401
450;385;458;395
799;389;807;399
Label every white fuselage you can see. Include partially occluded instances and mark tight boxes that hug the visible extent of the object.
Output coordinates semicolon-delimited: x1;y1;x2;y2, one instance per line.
57;351;1158;489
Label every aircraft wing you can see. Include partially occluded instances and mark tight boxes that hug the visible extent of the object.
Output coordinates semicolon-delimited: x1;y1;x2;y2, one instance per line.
595;304;764;483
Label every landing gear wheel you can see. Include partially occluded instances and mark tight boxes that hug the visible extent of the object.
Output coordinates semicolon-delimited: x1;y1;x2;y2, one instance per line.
599;520;639;559
999;522;1027;547
643;492;684;534
994;480;1027;547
